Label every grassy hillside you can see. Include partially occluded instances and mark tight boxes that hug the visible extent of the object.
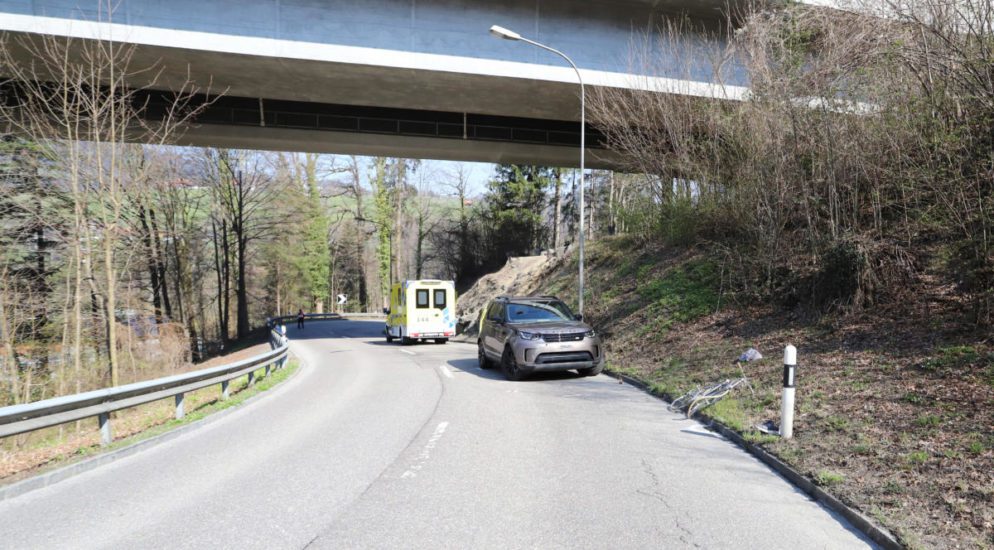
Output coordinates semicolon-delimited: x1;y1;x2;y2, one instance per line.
536;236;993;549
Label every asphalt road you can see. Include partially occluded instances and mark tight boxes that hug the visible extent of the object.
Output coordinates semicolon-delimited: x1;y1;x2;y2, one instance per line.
0;320;874;549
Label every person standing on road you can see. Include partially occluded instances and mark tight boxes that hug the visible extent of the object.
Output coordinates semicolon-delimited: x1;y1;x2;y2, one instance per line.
297;308;305;330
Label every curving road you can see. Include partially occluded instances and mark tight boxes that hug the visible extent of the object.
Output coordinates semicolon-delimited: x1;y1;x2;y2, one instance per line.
0;320;874;549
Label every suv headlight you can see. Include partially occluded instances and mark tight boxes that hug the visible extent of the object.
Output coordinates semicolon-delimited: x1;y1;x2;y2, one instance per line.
518;331;541;341
585;329;597;338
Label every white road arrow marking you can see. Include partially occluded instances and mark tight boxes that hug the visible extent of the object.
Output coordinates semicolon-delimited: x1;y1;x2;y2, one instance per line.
401;421;449;479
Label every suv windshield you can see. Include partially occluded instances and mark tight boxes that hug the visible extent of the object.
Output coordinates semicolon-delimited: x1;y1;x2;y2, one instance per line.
505;302;574;324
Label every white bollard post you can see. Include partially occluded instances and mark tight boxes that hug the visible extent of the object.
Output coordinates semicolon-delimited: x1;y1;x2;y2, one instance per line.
175;393;185;420
279;325;289;368
781;345;797;439
98;412;112;446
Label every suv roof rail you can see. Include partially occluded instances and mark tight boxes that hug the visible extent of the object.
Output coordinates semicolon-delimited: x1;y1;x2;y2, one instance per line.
495;295;560;301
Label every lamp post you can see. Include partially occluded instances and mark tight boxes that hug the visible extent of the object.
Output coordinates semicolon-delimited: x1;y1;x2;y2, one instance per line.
489;24;586;317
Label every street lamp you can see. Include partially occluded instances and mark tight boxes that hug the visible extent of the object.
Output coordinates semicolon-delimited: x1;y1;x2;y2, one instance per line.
489;24;587;317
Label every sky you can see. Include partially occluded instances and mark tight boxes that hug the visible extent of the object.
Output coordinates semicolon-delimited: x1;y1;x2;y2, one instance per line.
344;157;497;198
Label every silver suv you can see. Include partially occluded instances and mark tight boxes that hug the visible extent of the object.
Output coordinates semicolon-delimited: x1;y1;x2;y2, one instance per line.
477;296;605;381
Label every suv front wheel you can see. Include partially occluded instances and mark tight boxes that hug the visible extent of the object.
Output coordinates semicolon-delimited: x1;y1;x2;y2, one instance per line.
478;342;493;369
501;346;526;381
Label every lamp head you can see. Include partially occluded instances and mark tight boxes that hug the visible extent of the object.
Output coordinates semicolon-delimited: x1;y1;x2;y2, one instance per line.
489;25;521;41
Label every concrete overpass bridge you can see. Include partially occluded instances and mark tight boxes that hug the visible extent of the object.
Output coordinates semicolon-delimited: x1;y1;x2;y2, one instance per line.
0;0;748;167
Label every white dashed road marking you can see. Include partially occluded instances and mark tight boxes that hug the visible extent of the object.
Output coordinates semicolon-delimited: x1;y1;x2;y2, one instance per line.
438;365;454;379
399;349;416;356
401;421;449;479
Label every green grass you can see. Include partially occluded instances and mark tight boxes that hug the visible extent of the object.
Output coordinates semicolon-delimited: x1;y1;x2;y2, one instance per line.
707;397;749;432
638;260;720;325
967;441;985;454
814;470;845;486
906;450;929;465
12;360;300;473
914;414;942;428
852;443;874;455
883;480;906;494
920;345;986;371
825;415;851;432
902;392;925;405
108;359;299;449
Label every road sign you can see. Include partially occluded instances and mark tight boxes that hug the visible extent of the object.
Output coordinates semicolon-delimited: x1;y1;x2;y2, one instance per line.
337;294;348;305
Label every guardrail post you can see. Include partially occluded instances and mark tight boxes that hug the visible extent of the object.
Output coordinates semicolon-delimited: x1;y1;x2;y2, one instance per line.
265;364;271;378
175;393;185;419
247;370;255;386
221;380;230;400
781;345;797;439
98;412;112;446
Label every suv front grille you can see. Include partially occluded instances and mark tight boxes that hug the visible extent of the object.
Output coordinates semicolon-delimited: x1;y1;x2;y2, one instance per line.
541;332;585;343
536;352;594;364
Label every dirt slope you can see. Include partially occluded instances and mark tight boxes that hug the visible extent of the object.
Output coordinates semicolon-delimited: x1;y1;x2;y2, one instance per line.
455;253;564;338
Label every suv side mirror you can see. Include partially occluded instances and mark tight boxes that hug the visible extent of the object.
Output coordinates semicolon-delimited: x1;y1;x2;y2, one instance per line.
575;314;583;321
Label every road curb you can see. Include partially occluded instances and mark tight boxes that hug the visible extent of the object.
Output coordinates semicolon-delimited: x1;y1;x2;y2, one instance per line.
0;354;306;503
610;370;904;550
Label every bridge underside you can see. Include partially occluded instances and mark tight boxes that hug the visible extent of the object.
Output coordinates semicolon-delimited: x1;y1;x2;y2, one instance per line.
168;94;619;168
0;10;746;167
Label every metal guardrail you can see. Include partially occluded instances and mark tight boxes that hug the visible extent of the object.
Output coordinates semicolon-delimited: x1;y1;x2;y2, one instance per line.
268;312;384;326
269;313;345;324
0;313;381;447
0;326;290;446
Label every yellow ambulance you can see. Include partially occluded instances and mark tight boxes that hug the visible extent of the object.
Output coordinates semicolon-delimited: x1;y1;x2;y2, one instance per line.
384;280;457;344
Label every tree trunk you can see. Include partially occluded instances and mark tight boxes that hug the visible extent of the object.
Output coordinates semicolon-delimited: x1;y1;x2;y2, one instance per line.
236;233;249;339
553;169;563;253
103;229;119;387
138;206;162;318
232;169;250;340
608;171;616;235
148;207;172;319
416;227;424;279
211;217;230;346
0;274;20;405
275;261;282;315
393;161;405;283
588;173;597;242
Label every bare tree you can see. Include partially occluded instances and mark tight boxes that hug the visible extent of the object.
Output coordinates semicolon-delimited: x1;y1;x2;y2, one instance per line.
0;23;212;386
